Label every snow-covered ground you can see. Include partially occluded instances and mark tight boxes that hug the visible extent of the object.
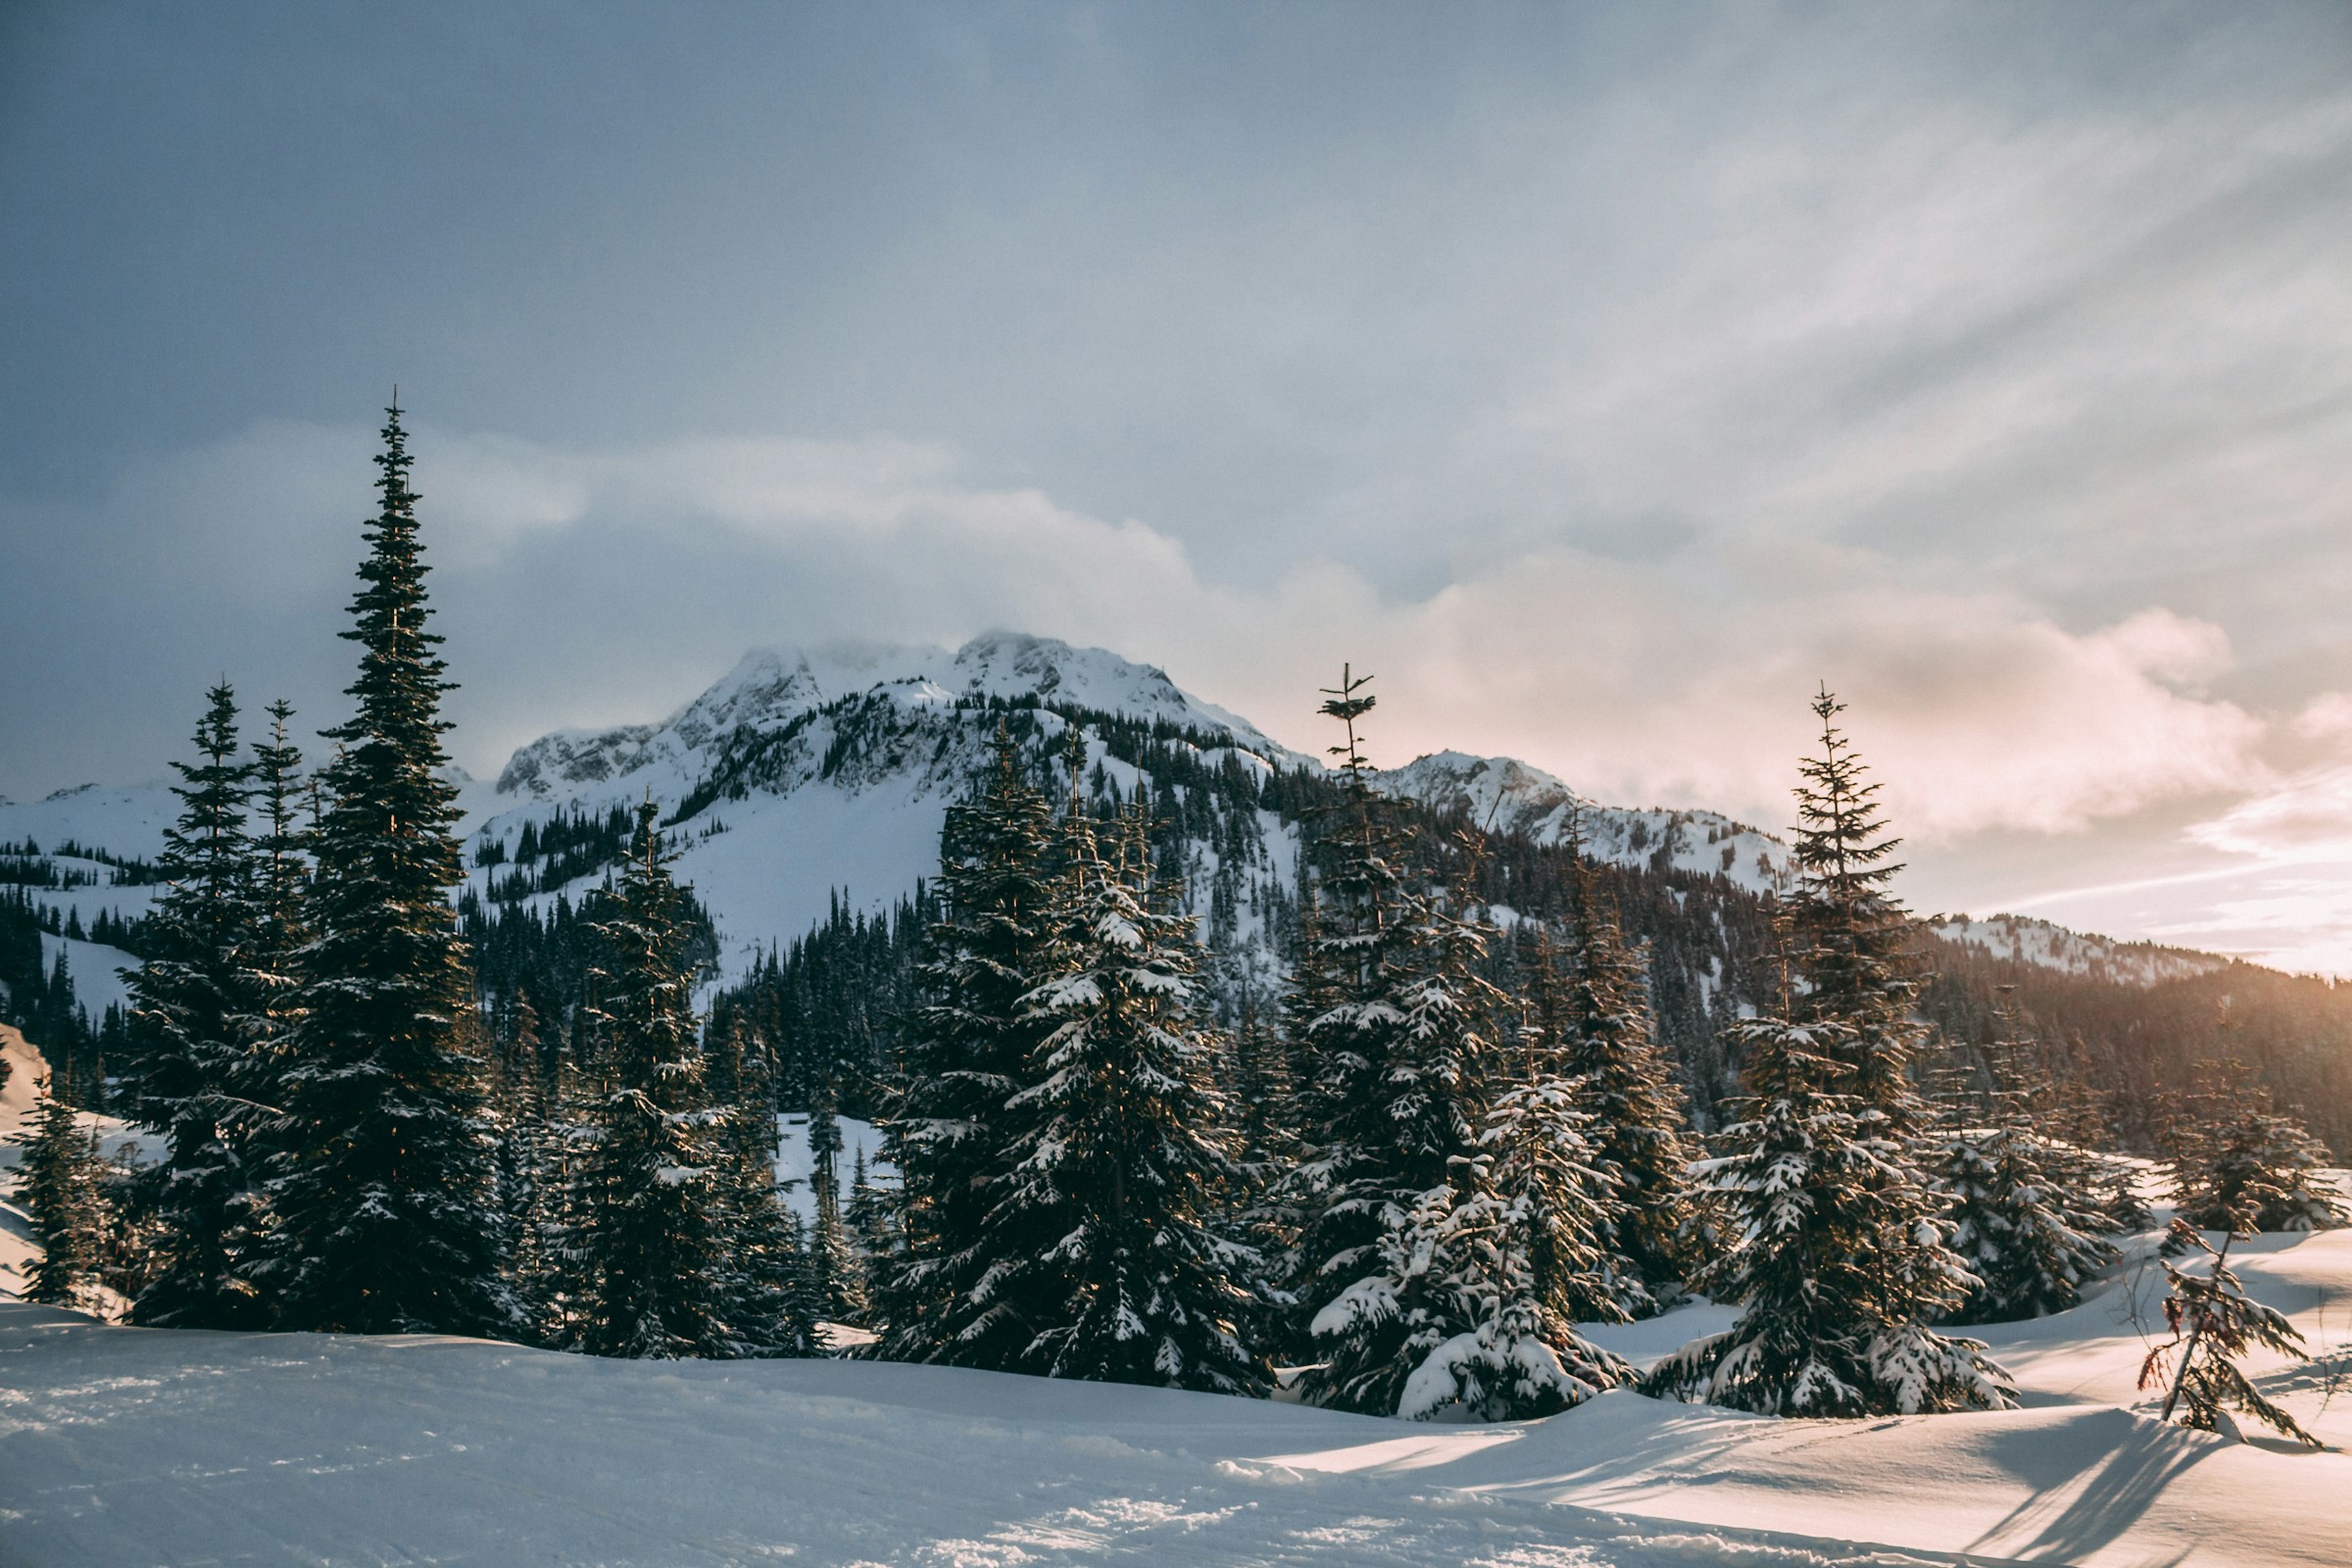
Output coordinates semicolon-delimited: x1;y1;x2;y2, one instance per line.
4;1225;2349;1567
5;1028;2351;1564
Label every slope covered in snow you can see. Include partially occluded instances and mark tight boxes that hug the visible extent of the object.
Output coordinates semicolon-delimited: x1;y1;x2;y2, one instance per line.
0;632;2270;1000
4;1226;2349;1565
1369;751;1792;894
1925;912;2230;988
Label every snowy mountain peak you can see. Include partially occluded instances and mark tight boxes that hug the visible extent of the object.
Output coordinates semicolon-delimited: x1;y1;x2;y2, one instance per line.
494;632;1301;803
1368;750;1792;894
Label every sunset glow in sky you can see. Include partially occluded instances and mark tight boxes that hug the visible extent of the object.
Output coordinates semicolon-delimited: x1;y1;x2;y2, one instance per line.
6;4;2352;969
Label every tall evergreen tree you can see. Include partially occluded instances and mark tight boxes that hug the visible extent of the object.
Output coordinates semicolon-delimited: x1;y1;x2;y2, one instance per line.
14;1066;112;1312
1283;670;1503;1415
572;801;739;1358
2163;1057;2349;1235
265;403;511;1336
1555;831;1698;1314
1931;996;2117;1323
1396;990;1632;1421
716;1020;813;1355
874;726;1059;1366
122;682;268;1329
246;699;310;1044
237;697;309;1310
847;1144;895;1264
1649;690;2012;1416
804;1070;869;1324
986;803;1270;1393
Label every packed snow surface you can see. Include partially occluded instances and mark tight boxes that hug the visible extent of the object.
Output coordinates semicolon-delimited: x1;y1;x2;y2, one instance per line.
5;1218;2350;1564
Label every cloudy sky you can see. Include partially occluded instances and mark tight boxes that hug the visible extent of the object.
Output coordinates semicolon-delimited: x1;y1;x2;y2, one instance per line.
6;3;2352;968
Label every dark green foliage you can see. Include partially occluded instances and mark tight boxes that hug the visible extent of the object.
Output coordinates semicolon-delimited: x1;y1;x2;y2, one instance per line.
0;890;109;1108
122;682;270;1329
1398;980;1633;1421
1551;836;1699;1313
265;404;512;1337
1284;670;1505;1416
13;1066;112;1311
2162;1056;2349;1235
564;802;741;1358
804;1076;870;1325
1931;998;2119;1324
1649;691;2012;1416
874;728;1061;1368
708;889;928;1121
988;803;1270;1394
847;1144;895;1261
715;1019;814;1355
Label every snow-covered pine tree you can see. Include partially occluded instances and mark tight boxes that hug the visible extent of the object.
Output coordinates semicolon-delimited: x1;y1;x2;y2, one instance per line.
2138;1217;2321;1446
122;682;270;1329
518;1045;596;1348
985;802;1269;1393
1931;996;2117;1323
874;725;1059;1367
1555;827;1698;1314
265;403;511;1336
805;1072;869;1325
1648;690;2013;1416
236;697;309;1313
847;1145;895;1263
1283;669;1501;1415
715;1018;814;1356
245;699;309;1071
14;1067;111;1312
571;801;738;1358
2164;1057;2349;1235
1396;977;1633;1421
486;992;549;1299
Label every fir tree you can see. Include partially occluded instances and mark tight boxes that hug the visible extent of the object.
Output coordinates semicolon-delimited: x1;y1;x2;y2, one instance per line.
847;1144;895;1262
519;1046;596;1348
2138;1218;2321;1446
805;1070;869;1325
1554;833;1698;1314
1396;998;1633;1421
1284;670;1502;1415
265;403;511;1336
1649;691;2013;1416
14;1067;111;1312
716;1019;814;1356
987;803;1270;1394
237;697;309;1308
246;699;310;1049
1931;998;2117;1323
2164;1058;2349;1235
122;682;268;1329
572;801;738;1358
875;726;1059;1367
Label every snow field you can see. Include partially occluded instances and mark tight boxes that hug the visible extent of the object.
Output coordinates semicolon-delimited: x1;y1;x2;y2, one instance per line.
4;1228;2350;1564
